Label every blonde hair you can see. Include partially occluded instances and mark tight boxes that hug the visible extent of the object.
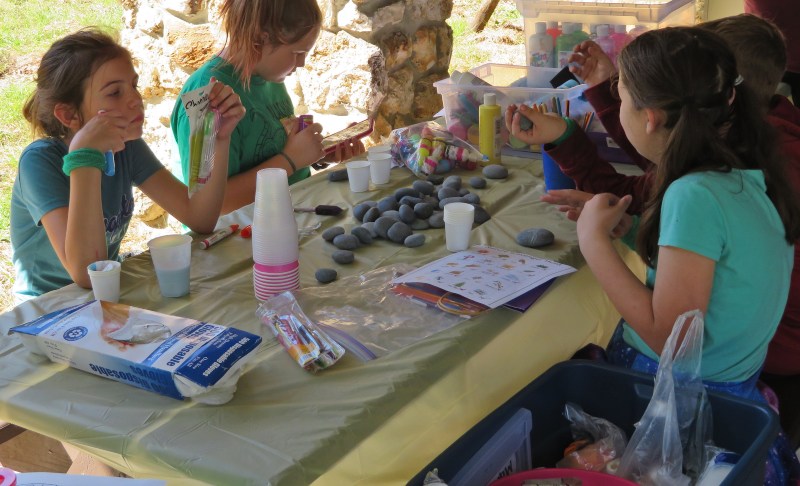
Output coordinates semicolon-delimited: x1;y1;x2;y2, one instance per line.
220;0;322;88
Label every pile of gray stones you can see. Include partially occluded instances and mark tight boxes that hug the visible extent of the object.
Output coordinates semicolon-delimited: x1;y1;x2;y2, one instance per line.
314;165;510;283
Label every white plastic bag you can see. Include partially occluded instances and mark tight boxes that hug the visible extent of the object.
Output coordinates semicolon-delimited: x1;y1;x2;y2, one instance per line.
617;309;713;485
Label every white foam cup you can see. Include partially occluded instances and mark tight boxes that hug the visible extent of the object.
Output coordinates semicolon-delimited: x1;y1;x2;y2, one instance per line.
443;203;475;252
148;234;193;298
346;160;371;193
369;153;392;185
87;260;122;303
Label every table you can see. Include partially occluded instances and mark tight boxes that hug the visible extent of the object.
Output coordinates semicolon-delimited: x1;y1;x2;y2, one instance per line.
0;154;643;485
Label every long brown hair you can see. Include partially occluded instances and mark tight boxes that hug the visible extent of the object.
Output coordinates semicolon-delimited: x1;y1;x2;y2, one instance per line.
22;28;131;139
219;0;322;88
617;27;800;266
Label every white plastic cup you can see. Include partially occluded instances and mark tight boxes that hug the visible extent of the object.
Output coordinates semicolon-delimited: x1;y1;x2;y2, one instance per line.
346;160;371;192
369;153;392;185
251;218;299;265
443;202;475;252
87;260;122;303
368;144;392;156
148;234;193;298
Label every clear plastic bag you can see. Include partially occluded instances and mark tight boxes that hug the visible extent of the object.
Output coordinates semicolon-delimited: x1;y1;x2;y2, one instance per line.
556;402;628;473
288;264;466;360
180;84;219;197
617;310;712;485
389;121;487;177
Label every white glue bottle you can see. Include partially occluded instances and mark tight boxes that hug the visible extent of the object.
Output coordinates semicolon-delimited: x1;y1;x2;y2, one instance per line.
479;93;502;165
529;21;554;68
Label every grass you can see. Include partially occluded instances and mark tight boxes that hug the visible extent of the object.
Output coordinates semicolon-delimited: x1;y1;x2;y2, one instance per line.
0;0;123;311
447;0;524;73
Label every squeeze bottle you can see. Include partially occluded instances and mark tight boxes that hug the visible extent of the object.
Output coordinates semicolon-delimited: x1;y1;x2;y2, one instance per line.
546;21;561;44
529;21;554;67
556;22;576;68
611;25;633;61
479;93;502;165
595;24;615;63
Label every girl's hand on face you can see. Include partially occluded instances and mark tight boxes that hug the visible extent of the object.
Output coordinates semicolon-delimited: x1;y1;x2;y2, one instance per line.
504;103;567;145
568;41;616;88
69;110;128;154
576;193;632;243
284;121;325;168
208;78;246;141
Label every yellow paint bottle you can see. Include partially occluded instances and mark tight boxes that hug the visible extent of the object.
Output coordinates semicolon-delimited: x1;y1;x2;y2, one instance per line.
479;93;502;165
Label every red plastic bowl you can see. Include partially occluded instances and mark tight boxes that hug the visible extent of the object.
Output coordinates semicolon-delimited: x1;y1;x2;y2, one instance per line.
491;468;638;486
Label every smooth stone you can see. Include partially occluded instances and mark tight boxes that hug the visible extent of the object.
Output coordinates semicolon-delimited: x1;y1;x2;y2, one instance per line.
315;268;338;283
427;174;445;185
410;218;430;230
353;203;371;222
333;234;360;250
437;187;460;200
328;169;348;181
399;195;423;206
351;226;373;245
332;250;355;264
363;206;381;223
413;202;435;219
423;195;440;206
363;200;378;207
381;210;401;221
412;180;435;195
464;193;480;205
516;228;555;248
404;234;426;248
361;221;378;238
428;212;445;228
394;187;421;202
378;196;399;213
469;176;486;189
483;164;509;179
457;188;470;196
399;205;416;224
374;216;395;239
439;196;466;209
322;226;345;242
387;222;413;243
443;175;462;190
473;205;491;225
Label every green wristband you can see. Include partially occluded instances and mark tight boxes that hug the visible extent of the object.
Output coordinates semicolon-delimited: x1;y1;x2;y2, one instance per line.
551;117;577;146
62;148;106;176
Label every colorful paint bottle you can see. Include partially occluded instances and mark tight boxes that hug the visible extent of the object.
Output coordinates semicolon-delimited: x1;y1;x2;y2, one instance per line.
479;93;502;165
529;21;554;68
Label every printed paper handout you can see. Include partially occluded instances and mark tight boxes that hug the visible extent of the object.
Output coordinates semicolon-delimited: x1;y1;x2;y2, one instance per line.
392;246;576;309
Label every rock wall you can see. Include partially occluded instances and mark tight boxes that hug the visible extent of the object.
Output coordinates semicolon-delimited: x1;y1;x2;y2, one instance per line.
120;0;453;168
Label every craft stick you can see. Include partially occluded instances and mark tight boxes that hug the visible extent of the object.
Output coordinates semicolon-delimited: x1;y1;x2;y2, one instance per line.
565;99;570;118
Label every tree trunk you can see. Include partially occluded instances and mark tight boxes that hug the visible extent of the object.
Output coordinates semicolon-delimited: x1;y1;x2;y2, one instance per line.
470;0;502;33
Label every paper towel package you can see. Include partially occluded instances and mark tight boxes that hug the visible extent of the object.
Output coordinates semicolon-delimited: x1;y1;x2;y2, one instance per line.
10;300;263;404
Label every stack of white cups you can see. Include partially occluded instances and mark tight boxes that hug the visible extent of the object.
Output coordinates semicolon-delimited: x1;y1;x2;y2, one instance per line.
252;168;300;300
443;202;475;252
368;144;393;185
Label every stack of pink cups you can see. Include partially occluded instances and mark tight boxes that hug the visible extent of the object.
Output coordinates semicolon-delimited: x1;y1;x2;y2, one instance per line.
252;168;300;301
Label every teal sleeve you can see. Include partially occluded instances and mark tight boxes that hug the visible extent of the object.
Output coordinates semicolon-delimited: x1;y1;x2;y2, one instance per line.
659;179;724;261
17;141;70;224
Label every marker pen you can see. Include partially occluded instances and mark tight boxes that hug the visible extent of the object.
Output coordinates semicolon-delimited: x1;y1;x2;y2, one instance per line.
197;224;239;249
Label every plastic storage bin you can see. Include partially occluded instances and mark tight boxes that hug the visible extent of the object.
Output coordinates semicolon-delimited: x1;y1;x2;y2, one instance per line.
433;63;592;155
408;361;779;486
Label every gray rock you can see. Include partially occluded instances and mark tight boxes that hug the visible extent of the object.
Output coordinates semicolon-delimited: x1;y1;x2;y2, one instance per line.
428;212;445;228
387;222;413;243
458;188;470;196
351;226;373;245
362;206;381;223
423;195;440;206
315;268;338;283
322;226;345;242
374;216;395;239
443;175;462;189
473;205;491;225
399;195;422;206
516;228;555;248
414;202;435;219
404;233;426;248
381;210;401;221
353;203;371;222
332;250;355;264
378;196;399;213
469;176;486;189
399;205;416;224
328;169;348;181
361;221;378;238
363;200;378;208
483;164;509;179
412;180;435;195
439;196;466;209
394;187;420;201
427;174;445;185
410;218;430;230
464;193;480;205
437;187;460;201
333;234;360;250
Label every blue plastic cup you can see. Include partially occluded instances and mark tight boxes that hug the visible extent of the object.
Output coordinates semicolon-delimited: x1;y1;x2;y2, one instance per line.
542;151;576;191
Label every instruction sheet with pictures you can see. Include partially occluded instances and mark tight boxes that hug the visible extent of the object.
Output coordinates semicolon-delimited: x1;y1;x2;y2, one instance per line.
393;246;576;308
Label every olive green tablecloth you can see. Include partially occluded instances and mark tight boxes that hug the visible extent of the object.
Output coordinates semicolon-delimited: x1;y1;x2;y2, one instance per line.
0;155;642;485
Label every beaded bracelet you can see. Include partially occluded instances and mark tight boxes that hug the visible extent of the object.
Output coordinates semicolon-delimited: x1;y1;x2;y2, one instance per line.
279;151;297;174
62;148;106;176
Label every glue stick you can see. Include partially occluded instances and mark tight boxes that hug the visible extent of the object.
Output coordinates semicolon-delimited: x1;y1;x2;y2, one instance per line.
479;93;502;165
